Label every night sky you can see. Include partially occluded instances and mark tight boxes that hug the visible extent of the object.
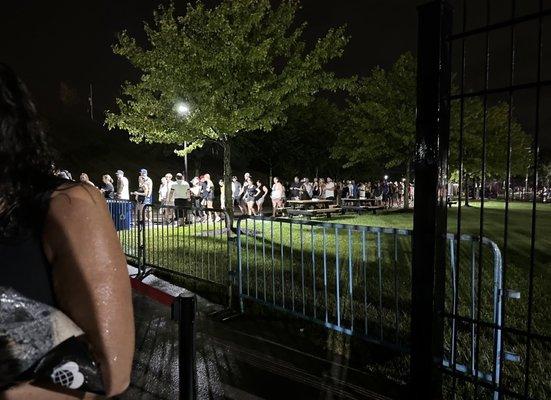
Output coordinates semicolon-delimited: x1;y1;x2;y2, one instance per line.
2;0;550;158
1;0;422;118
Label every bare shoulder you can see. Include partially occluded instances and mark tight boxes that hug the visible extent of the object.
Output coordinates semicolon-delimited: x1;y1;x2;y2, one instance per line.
49;183;104;212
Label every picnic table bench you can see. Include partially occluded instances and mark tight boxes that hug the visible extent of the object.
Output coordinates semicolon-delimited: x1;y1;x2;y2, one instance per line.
284;199;341;219
446;199;458;208
341;198;384;214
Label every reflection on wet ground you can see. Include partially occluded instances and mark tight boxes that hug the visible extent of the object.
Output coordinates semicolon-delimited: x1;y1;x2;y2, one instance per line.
123;281;402;399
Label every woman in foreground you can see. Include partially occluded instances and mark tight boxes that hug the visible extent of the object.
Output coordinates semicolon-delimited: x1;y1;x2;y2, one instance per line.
0;64;134;398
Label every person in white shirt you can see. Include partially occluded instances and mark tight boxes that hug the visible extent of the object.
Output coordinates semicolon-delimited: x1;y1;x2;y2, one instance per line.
324;177;335;201
115;170;130;200
172;173;190;225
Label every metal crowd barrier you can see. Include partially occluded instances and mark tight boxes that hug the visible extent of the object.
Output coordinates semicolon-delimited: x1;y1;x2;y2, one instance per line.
106;199;141;266
109;204;505;392
140;205;232;287
235;216;504;387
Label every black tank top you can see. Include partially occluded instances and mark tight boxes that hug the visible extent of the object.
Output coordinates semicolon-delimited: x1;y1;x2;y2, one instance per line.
0;178;65;307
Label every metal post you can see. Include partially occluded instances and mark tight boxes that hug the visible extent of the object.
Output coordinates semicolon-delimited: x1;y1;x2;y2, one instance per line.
184;141;189;180
411;1;452;399
172;294;197;400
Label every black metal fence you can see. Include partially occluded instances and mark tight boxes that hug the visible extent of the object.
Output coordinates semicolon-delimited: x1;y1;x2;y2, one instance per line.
414;1;551;399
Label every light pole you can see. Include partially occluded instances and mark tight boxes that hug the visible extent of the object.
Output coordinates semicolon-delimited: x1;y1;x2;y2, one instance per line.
175;101;191;179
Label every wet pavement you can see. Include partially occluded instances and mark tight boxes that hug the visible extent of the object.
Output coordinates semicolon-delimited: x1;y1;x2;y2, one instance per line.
122;270;403;400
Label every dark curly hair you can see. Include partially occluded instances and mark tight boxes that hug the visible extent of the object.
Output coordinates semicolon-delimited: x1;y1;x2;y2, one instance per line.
0;63;57;239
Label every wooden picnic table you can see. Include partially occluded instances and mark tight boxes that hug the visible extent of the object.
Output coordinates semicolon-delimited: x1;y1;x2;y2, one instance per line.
341;198;377;207
285;199;341;219
286;199;333;209
340;197;384;215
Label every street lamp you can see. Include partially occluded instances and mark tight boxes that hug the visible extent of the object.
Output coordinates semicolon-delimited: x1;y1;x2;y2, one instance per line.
175;101;191;179
175;101;190;116
384;175;389;181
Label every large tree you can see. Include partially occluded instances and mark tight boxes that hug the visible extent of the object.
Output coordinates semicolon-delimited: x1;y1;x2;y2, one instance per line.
332;52;416;208
448;99;532;204
332;52;531;208
235;97;346;180
106;0;349;216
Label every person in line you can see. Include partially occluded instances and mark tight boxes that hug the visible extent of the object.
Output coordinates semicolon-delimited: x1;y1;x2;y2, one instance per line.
158;176;169;222
300;178;313;200
172;173;191;225
189;177;204;222
158;176;169;206
0;63;133;399
358;182;366;199
201;173;215;222
115;170;130;200
240;176;257;216
217;179;225;222
238;172;252;214
54;166;73;180
133;168;153;223
164;173;175;222
289;176;301;200
79;173;95;187
271;177;284;217
318;178;326;199
100;174;115;199
324;177;335;201
312;178;319;199
255;179;268;215
231;176;242;210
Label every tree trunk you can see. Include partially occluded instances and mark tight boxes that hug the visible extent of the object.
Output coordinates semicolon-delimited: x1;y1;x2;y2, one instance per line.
464;173;470;207
222;139;233;222
404;161;411;210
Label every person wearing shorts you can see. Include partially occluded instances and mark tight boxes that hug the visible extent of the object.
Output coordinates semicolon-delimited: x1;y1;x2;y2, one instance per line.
241;177;257;216
201;173;215;222
255;180;268;215
271;177;284;217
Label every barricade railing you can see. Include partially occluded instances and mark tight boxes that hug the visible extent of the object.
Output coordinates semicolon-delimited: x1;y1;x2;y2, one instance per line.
135;204;233;303
106;199;141;267
110;206;505;393
235;216;504;387
236;215;413;352
442;234;504;400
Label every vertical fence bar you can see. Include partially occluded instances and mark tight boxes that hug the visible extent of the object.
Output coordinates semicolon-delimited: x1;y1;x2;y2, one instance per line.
290;221;295;312
473;3;492;396
362;230;368;336
312;227;317;319
237;218;244;313
323;227;328;324
172;294;196;400
348;229;354;332
301;224;305;315
498;0;516;388
280;220;285;308
271;219;275;305
411;1;452;398
377;232;383;341
524;1;544;396
335;226;341;327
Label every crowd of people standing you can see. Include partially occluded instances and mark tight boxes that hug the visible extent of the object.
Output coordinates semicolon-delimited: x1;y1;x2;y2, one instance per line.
54;168;415;221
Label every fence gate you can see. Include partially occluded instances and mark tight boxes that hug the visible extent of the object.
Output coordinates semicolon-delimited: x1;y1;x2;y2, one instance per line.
413;1;551;399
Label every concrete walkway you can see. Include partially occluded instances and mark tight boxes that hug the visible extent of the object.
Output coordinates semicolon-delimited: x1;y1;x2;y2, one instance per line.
122;269;404;400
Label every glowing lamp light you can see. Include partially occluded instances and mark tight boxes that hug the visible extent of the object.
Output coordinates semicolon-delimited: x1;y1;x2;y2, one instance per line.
175;102;190;116
384;175;389;180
